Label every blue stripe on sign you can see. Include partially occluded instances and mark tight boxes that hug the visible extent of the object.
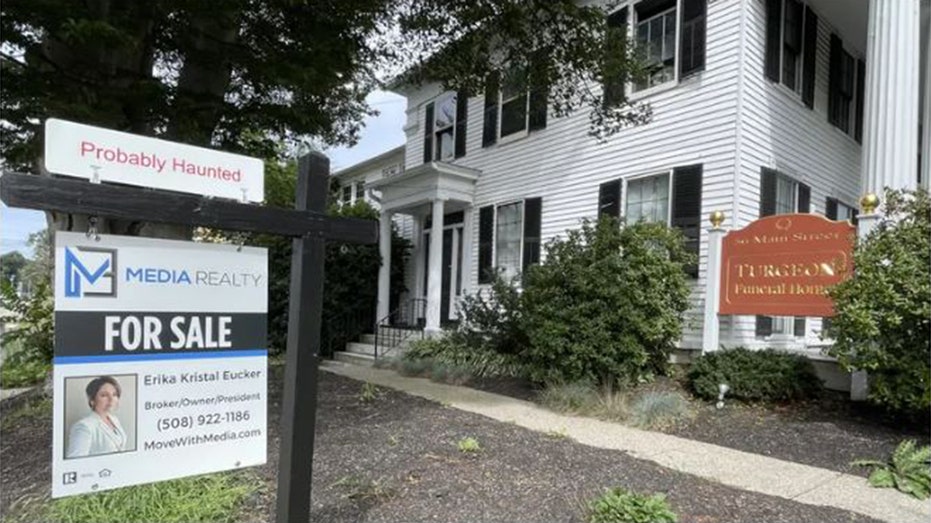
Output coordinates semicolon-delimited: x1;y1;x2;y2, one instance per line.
54;349;267;364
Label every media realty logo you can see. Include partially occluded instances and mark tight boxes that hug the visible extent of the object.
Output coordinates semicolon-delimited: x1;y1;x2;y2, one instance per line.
64;246;117;298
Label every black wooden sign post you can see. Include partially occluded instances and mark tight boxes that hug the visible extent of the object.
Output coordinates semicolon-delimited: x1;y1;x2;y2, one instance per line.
0;152;377;523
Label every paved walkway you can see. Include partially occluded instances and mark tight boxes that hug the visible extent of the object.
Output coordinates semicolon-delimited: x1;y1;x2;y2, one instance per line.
321;361;931;523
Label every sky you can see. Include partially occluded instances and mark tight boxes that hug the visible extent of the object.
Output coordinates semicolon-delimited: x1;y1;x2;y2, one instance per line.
0;90;407;257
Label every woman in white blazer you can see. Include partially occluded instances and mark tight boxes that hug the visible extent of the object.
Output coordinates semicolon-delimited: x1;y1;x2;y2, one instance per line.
66;376;127;458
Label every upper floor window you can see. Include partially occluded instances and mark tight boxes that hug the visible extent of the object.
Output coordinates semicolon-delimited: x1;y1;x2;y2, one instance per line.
482;63;549;148
500;70;531;139
603;0;706;105
828;34;865;141
423;91;468;163
341;185;352;205
635;2;677;90
355;181;366;202
765;0;818;108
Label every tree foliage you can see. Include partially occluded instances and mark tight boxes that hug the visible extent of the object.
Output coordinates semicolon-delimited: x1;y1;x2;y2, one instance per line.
520;218;694;386
2;0;645;173
0;251;27;286
826;188;931;415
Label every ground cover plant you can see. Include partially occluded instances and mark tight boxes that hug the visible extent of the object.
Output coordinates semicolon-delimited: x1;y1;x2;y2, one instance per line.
587;487;677;523
852;440;931;500
688;347;823;402
827;188;931;417
538;381;692;430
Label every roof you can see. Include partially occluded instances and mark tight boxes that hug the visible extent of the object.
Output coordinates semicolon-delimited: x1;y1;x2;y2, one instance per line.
331;145;405;179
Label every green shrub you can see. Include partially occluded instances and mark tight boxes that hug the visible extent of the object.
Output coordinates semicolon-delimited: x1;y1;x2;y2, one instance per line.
1;354;50;388
688;348;822;402
453;273;527;355
588;487;677;523
827;188;931;415
398;357;431;377
852;440;931;500
1;278;54;364
521;218;694;386
630;391;690;430
404;337;525;378
457;436;482;453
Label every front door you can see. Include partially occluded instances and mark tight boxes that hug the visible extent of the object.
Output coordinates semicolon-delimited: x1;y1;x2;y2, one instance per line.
424;224;464;323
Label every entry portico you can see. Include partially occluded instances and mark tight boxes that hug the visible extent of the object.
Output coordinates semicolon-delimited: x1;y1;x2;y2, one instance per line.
370;161;479;334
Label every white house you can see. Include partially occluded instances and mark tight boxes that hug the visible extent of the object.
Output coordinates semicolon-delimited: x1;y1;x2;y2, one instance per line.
334;0;931;383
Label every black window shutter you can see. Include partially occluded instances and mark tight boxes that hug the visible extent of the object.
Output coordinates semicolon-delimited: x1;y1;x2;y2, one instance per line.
478;206;494;283
603;7;629;108
598;179;621;219
855;59;865;143
482;72;499;148
423;102;435;164
797;183;811;213
794;317;806;337
760;168;778;217
765;0;782;82
828;34;842;127
672;164;703;278
801;6;818;108
756;316;774;337
529;52;549;131
680;0;706;77
522;197;542;272
825;197;838;220
455;91;468;158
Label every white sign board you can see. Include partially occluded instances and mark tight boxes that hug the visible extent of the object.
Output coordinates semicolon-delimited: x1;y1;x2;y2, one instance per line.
44;118;264;202
52;232;268;498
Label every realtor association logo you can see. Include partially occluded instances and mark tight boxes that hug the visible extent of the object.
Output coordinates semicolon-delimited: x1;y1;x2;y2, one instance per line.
64;246;117;298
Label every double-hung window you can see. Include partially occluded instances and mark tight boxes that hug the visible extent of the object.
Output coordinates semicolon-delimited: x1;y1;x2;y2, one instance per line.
482;61;549;148
355;181;366;203
757;168;811;338
765;0;818;107
598;164;702;277
603;0;706;104
828;34;865;140
499;70;531;140
341;185;352;205
423;91;468;163
477;198;543;284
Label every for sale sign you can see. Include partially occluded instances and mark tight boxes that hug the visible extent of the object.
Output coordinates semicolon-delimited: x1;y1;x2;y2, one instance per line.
52;232;268;498
44;118;264;202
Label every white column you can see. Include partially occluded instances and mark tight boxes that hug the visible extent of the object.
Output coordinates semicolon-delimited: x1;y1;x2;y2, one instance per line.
425;199;445;334
376;211;393;322
701;220;726;353
921;16;931;189
850;200;881;401
861;0;921;195
412;215;425;302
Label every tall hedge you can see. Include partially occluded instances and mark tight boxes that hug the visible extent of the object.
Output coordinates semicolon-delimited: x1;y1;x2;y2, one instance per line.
520;218;694;386
826;188;931;415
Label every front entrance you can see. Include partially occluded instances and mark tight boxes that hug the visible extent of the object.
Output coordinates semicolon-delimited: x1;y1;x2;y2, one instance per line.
423;211;464;323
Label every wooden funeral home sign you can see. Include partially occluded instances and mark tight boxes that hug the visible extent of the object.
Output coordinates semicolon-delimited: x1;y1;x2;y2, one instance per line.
719;214;855;317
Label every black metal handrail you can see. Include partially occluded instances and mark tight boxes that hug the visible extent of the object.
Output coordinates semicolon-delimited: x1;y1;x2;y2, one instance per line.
323;304;373;359
374;298;426;360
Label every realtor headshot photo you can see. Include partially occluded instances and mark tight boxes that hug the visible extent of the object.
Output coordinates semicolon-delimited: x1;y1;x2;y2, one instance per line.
64;375;137;459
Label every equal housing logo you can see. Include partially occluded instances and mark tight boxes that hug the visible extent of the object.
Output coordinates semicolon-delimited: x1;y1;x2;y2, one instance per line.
64;246;118;298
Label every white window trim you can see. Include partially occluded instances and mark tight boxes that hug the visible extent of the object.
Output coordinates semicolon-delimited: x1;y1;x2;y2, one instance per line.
621;170;674;226
492;199;526;281
778;0;806;95
497;75;531;144
428;92;460;161
621;0;681;99
760;170;806;340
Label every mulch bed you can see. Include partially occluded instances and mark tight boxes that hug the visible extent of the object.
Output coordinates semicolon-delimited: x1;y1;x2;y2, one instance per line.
0;365;896;523
466;373;931;478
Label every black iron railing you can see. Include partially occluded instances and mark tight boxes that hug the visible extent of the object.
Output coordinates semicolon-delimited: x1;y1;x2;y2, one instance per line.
374;298;426;360
323;305;373;359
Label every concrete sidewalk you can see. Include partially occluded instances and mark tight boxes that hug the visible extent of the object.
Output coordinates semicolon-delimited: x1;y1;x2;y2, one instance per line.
321;361;930;523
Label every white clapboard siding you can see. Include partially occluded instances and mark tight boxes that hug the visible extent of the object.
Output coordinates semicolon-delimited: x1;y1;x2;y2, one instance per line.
728;0;863;349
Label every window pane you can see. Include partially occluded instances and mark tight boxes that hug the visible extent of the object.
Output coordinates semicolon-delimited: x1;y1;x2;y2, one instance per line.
342;185;352;203
355;181;365;200
837;202;856;221
663;12;676;62
495;202;523;281
435;93;456;130
775;175;797;213
626;174;670;224
436;128;454;160
501;95;528;137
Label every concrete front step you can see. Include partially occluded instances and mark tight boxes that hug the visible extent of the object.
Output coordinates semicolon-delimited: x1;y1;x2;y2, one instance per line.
333;351;375;367
360;334;376;345
347;342;375;356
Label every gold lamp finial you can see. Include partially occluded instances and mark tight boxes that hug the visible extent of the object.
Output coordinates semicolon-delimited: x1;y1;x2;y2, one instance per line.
709;210;726;228
860;193;880;214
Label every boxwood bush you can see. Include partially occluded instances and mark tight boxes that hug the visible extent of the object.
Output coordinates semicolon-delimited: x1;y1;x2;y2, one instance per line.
688;347;823;402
